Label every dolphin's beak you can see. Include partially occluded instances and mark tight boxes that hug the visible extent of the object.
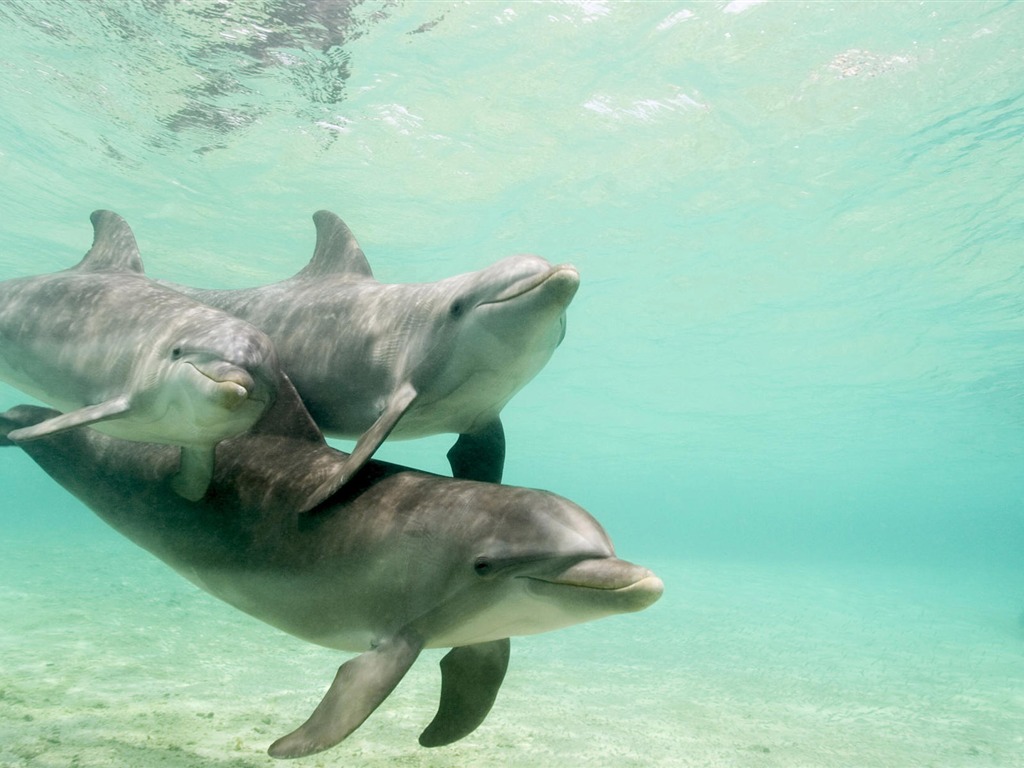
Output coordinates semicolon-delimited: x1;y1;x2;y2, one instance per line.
528;557;664;612
483;264;580;306
187;361;258;410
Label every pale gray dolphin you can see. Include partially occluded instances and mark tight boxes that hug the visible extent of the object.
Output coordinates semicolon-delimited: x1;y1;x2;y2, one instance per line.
0;210;285;501
163;210;580;488
0;393;662;758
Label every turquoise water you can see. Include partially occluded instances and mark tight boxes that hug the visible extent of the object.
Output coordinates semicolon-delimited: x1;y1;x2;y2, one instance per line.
1;1;1022;766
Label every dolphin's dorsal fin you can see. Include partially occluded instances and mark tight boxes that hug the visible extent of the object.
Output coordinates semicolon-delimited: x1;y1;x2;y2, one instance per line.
295;210;373;279
74;210;145;274
249;372;326;445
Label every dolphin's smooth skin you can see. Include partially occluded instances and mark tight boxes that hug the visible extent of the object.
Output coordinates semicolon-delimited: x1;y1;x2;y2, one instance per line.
0;396;663;758
164;210;580;488
0;210;291;501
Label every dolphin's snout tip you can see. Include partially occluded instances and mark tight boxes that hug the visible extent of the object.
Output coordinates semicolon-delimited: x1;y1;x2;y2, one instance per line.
547;263;580;301
188;360;260;409
217;380;251;410
484;259;581;307
213;366;259;410
636;571;665;607
611;570;664;614
219;367;256;393
611;563;664;611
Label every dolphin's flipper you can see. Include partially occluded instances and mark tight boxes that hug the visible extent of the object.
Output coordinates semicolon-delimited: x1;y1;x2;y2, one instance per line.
6;396;132;442
296;463;353;515
268;632;423;759
300;382;418;512
171;446;214;502
0;405;61;446
446;418;506;484
419;638;511;748
341;382;418;480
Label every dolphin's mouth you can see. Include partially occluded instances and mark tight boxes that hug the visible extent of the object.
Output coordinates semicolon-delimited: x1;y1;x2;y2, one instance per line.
524;558;664;613
481;264;579;307
187;361;260;409
528;557;664;593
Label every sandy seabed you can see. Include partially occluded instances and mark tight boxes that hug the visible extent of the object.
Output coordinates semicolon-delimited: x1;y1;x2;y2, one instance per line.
0;534;1021;768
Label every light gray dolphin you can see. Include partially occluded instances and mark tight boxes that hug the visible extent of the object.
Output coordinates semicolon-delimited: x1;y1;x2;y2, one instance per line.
163;210;580;487
0;392;662;758
0;210;285;501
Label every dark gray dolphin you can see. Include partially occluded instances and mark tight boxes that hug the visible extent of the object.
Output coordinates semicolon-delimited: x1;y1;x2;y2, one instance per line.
163;210;580;488
0;391;662;759
0;211;291;501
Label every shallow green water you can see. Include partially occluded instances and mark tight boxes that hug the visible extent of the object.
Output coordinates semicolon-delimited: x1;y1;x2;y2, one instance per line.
1;2;1022;766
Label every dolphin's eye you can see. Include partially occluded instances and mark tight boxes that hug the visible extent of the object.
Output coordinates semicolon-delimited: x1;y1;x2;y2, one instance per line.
473;557;493;577
449;300;464;319
170;346;183;360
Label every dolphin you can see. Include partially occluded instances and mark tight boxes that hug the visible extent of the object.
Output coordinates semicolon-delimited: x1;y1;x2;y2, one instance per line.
162;210;580;487
0;393;663;758
0;210;284;501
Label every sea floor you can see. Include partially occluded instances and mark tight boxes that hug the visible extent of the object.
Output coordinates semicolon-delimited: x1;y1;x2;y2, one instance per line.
0;533;1021;768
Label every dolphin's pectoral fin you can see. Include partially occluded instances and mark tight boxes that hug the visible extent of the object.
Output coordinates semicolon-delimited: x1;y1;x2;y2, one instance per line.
5;396;132;442
294;453;354;514
171;446;214;502
419;637;511;748
344;382;418;476
299;382;418;512
268;631;423;759
446;418;506;484
0;405;62;446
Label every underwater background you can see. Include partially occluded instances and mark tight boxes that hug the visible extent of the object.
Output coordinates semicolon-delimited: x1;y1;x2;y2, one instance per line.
0;1;1022;766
